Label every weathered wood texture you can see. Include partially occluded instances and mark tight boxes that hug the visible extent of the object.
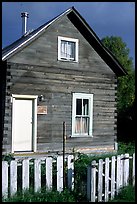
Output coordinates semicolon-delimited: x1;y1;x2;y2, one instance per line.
2;15;117;153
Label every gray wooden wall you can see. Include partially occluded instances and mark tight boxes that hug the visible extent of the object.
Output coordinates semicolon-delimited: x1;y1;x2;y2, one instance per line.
3;15;117;154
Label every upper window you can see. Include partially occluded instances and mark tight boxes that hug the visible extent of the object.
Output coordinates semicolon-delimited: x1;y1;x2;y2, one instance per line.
58;36;78;62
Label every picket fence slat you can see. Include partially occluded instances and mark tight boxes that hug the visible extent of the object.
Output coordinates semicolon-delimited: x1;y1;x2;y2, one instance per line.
2;161;8;199
67;155;74;190
104;157;109;202
91;160;97;202
111;156;115;199
120;154;124;187
22;159;29;191
10;160;17;196
34;159;41;192
98;159;103;202
116;155;121;194
57;156;63;192
46;157;53;190
123;154;129;186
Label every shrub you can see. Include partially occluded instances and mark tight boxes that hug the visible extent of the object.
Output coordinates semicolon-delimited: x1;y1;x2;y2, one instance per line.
3;188;76;202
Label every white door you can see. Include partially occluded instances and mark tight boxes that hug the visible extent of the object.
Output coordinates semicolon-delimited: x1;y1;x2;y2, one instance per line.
12;99;33;152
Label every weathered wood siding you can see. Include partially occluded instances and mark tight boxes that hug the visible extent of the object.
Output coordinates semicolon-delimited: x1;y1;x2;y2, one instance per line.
3;15;117;153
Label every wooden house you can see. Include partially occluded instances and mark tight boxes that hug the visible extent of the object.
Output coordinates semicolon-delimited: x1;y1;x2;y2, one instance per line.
2;7;127;156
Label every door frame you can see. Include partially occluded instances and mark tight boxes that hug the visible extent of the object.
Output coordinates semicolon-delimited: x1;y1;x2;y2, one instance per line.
11;94;38;153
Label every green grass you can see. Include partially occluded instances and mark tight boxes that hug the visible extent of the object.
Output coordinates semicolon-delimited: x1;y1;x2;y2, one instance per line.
109;185;135;202
3;188;76;202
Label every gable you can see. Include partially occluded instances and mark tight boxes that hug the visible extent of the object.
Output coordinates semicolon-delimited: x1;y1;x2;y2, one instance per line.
2;7;127;77
6;15;116;76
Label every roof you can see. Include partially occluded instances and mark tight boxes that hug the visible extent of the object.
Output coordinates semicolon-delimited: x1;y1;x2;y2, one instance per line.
2;7;127;76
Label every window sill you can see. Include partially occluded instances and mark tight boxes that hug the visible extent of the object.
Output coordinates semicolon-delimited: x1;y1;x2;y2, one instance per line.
70;135;93;138
58;59;78;63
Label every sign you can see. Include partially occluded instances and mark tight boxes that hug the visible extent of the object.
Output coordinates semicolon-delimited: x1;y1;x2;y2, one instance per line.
37;106;47;114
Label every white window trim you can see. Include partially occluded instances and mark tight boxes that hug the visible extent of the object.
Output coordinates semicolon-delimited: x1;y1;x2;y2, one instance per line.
72;93;93;137
11;94;38;153
58;36;79;62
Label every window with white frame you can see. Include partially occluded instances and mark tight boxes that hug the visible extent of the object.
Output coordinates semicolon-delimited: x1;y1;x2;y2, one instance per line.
58;36;78;62
72;93;93;137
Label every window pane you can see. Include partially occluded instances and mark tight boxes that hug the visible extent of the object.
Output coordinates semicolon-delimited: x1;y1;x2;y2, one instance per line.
75;117;81;133
61;40;75;60
83;99;89;115
68;42;75;59
76;99;82;115
81;117;89;134
61;41;67;58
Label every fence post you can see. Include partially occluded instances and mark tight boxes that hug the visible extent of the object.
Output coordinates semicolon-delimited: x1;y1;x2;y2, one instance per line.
98;159;103;202
2;161;8;199
57;156;63;192
22;159;30;191
34;159;41;192
123;153;129;186
132;153;135;186
10;160;17;196
87;165;91;201
104;157;109;202
67;154;74;190
46;157;53;190
91;160;97;202
111;156;116;199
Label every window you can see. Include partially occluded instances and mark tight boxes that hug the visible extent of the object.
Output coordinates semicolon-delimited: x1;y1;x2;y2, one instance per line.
58;36;78;62
72;93;93;137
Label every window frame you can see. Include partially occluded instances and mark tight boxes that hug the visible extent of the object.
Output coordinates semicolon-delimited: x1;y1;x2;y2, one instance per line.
72;93;93;137
58;36;79;62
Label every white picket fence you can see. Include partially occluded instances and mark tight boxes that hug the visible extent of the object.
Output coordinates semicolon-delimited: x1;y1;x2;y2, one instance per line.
2;154;74;199
87;153;135;202
2;153;135;201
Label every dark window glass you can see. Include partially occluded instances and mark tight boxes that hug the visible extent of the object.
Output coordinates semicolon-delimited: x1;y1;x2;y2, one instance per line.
83;99;89;115
76;99;82;115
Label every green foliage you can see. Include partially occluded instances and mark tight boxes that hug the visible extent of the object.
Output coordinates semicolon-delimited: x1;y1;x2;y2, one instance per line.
3;188;76;202
118;142;135;155
101;36;135;113
2;153;15;163
117;72;135;113
109;185;135;202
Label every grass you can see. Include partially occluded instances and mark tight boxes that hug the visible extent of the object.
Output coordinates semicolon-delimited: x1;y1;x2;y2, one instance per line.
3;188;76;202
109;185;135;202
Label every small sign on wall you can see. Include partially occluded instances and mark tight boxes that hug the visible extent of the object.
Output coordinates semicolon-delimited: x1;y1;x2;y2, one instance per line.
37;106;47;114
